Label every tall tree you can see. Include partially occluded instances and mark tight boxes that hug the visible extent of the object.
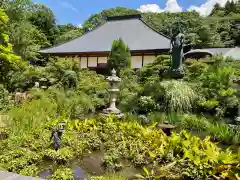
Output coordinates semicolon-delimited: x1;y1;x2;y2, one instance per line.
210;3;224;16
54;28;83;45
0;8;25;87
83;7;139;32
108;38;131;75
54;24;83;44
28;3;58;45
225;1;237;14
4;0;50;60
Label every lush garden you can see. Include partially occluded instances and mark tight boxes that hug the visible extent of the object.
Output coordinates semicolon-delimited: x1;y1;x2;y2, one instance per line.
1;48;240;179
1;1;240;180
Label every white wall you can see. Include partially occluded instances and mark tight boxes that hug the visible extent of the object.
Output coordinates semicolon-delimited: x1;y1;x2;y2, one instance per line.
131;56;142;68
80;57;87;68
79;55;155;69
98;57;108;64
88;57;97;67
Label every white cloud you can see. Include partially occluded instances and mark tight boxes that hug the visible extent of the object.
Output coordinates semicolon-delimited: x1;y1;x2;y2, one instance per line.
138;0;182;13
78;24;83;28
137;4;164;13
188;0;237;16
59;1;79;13
165;0;183;12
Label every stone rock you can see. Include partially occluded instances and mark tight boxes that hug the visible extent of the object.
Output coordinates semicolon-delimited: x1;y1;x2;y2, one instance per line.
235;117;240;125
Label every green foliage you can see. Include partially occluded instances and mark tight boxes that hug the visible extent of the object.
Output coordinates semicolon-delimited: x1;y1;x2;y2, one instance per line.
0;84;10;111
44;148;74;164
184;59;209;81
138;55;170;82
179;114;211;132
19;164;39;177
208;123;240;145
77;70;108;109
1;114;240;179
89;173;126;180
158;80;199;112
61;70;78;89
0;8;26;88
135;167;157;179
49;167;73;180
138;96;158;114
198;59;238;117
108;38;131;75
7;94;57;135
119;69;142;113
8;21;49;60
82;7;139;31
54;28;83;45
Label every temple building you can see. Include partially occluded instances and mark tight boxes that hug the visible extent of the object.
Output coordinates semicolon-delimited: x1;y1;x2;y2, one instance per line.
40;14;171;71
184;47;240;60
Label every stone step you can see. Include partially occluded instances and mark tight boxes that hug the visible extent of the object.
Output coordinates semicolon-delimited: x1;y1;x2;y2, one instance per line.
0;171;44;180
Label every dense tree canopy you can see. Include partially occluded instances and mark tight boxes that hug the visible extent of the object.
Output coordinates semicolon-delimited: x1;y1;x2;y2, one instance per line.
82;4;240;48
54;24;83;44
0;7;26;88
0;0;239;61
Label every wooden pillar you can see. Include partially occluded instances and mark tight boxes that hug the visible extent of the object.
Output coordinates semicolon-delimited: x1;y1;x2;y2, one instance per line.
87;56;89;68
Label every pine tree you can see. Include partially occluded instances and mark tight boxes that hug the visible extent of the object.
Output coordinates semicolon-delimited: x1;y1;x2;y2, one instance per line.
210;3;223;16
225;1;237;14
107;38;131;75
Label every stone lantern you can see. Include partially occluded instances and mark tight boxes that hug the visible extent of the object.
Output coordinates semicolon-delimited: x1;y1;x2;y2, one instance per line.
102;69;124;119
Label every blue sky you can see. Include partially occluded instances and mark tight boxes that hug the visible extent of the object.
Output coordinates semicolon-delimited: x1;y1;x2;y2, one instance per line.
32;0;230;26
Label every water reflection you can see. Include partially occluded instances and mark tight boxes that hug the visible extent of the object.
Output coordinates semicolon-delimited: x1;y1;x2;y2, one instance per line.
39;169;52;179
72;167;85;180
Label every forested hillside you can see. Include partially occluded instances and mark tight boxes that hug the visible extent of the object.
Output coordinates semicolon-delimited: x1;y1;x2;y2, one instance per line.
0;0;240;61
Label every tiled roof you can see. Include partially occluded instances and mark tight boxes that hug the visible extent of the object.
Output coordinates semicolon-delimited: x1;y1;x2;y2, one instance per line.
40;14;171;54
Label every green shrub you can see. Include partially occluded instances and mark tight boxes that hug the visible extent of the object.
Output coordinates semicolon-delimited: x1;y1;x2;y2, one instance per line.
61;70;78;89
77;70;108;109
179;114;211;131
138;96;158;114
158;80;199;112
0;148;42;172
0;84;10;111
19;164;39;177
119;69;142;113
54;57;80;72
49;167;73;180
7;97;57;135
184;59;209;81
199;65;238;117
90;173;126;180
208;123;240;144
44;147;74;164
138;55;170;82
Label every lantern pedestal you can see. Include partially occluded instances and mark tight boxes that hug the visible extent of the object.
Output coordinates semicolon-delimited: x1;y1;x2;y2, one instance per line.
101;69;124;119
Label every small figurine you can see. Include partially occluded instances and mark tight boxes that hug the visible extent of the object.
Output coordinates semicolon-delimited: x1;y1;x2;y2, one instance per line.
50;126;61;151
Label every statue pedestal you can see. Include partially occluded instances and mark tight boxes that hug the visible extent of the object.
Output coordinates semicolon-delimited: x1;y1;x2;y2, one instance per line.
101;108;125;119
163;67;185;79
